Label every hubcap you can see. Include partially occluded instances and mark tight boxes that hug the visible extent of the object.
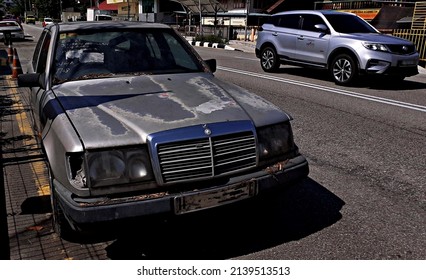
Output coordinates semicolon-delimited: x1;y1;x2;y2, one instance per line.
262;50;274;69
333;58;352;83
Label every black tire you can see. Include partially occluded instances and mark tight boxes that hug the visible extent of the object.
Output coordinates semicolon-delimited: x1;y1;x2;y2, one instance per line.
260;46;280;72
49;169;74;239
331;54;358;85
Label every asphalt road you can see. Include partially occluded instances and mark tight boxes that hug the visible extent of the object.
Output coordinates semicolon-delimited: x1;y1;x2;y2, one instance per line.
2;23;425;260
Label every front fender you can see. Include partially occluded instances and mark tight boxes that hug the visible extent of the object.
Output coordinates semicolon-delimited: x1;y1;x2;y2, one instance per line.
42;114;86;196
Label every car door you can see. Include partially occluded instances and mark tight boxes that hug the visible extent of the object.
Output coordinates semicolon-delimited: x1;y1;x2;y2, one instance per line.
29;30;52;132
294;14;330;65
271;14;301;60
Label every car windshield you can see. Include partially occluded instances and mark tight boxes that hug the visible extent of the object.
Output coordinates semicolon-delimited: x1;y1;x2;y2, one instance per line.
324;14;378;34
53;28;202;84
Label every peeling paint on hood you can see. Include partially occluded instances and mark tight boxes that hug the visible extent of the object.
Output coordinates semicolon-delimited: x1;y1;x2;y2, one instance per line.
52;73;287;149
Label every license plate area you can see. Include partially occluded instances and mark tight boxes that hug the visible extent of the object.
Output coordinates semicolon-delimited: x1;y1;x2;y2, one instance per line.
174;180;258;215
399;60;417;67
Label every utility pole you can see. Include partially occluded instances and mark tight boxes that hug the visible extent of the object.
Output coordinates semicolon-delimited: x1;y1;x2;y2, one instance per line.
244;0;250;41
128;0;130;20
199;0;202;37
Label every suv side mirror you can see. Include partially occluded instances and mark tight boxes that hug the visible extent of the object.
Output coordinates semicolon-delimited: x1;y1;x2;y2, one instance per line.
315;24;329;33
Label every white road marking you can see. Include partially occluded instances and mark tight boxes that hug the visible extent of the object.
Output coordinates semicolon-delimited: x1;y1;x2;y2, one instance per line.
218;66;426;113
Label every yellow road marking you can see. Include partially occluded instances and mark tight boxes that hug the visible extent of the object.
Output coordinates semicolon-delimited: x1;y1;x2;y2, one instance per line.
6;77;50;196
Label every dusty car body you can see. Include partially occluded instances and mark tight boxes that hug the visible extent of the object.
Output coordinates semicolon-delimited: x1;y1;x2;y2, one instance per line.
18;21;309;237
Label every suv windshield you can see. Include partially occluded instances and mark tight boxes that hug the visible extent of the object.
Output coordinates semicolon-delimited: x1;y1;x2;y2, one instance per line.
53;29;201;84
324;14;378;34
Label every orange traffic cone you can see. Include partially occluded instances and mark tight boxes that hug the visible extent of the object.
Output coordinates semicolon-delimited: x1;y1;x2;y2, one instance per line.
7;44;13;64
12;48;23;79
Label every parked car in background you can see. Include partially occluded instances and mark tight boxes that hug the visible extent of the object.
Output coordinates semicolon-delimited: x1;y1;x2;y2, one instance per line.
95;14;113;21
18;21;309;238
25;15;36;24
256;10;419;85
42;17;54;27
0;20;25;41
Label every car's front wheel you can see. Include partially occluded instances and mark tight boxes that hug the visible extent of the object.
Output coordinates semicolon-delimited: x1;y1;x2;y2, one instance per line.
331;54;358;85
260;46;280;72
49;168;74;239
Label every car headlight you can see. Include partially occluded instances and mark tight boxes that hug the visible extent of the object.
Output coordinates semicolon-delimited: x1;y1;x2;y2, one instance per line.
362;42;389;52
257;123;294;161
86;147;154;188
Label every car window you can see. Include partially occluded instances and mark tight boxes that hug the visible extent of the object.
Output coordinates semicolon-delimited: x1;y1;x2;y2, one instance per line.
32;31;51;73
324;14;378;33
0;21;19;27
53;29;201;84
300;14;326;32
277;14;301;29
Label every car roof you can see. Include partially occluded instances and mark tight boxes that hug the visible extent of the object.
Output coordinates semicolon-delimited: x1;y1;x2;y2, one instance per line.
51;21;172;32
272;10;355;16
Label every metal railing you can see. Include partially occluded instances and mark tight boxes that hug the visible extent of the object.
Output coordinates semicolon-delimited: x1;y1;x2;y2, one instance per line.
314;0;416;10
412;1;426;29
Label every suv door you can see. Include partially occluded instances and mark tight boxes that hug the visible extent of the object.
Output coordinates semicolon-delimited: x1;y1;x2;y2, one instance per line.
294;14;330;65
271;14;301;60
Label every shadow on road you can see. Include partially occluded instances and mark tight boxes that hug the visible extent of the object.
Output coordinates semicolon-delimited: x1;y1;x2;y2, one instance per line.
14;176;344;259
103;178;345;259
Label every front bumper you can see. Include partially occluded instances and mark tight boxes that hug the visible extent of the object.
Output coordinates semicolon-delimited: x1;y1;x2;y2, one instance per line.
54;154;309;225
361;51;419;77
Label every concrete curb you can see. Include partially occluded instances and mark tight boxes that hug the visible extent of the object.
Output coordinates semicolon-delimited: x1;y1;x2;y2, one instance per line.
418;65;426;75
187;40;243;51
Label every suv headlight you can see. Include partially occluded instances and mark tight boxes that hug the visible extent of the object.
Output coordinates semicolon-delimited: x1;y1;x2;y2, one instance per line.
362;42;389;52
257;123;294;161
86;147;154;188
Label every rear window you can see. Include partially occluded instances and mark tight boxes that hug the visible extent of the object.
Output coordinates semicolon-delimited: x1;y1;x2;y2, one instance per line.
0;21;19;27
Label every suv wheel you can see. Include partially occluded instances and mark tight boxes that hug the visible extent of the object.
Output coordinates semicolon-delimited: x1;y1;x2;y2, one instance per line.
331;54;358;85
260;46;280;72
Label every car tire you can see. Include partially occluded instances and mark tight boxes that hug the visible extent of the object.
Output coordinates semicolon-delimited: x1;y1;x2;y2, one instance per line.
49;169;73;239
331;54;358;85
260;46;280;72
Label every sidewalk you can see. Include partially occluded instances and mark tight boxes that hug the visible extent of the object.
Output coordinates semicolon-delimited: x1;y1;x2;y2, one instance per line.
185;36;256;53
227;40;256;53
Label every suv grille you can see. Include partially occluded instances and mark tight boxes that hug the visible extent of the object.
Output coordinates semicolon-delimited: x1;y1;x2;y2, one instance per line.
157;132;257;183
387;44;416;55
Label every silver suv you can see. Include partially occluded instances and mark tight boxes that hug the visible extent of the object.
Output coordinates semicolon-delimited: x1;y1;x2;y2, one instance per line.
255;10;419;85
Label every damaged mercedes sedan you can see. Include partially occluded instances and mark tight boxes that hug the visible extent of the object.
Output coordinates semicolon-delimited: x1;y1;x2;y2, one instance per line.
18;21;309;237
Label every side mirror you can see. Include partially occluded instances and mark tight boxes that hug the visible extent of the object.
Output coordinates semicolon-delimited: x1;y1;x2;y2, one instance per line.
205;59;216;73
314;24;329;33
18;73;45;89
